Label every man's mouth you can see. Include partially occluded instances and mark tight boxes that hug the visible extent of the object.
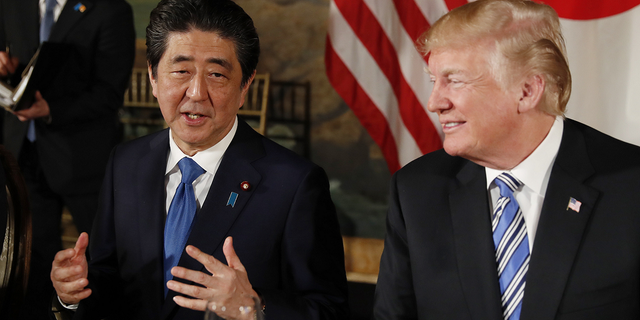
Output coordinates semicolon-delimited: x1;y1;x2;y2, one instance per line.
186;113;202;119
443;122;464;128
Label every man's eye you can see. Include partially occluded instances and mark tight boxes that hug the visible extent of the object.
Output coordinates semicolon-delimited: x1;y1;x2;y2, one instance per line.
211;73;224;78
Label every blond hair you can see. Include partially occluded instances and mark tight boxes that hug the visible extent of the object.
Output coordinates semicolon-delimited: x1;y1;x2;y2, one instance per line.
418;0;571;116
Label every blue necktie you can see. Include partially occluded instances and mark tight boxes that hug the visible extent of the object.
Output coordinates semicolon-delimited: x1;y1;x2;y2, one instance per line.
492;173;529;320
28;0;57;142
163;157;205;297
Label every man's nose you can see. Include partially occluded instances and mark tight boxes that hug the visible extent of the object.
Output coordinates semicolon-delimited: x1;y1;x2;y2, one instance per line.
426;82;451;113
186;73;207;101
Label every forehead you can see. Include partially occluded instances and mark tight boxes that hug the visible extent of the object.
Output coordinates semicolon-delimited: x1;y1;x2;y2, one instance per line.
427;45;492;75
161;29;239;66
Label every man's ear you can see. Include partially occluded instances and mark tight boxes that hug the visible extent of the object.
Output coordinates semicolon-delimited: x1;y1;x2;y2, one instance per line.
148;64;158;98
517;74;545;114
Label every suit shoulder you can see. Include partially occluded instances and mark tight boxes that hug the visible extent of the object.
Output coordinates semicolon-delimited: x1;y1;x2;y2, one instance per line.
258;135;319;172
89;0;133;17
111;130;167;159
567;119;640;167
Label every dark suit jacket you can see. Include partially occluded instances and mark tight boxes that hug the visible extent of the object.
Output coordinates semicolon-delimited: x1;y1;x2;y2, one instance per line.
374;119;640;320
74;120;349;320
0;0;135;194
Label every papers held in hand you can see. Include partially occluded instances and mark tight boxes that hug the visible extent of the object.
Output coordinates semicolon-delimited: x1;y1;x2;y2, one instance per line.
0;42;69;112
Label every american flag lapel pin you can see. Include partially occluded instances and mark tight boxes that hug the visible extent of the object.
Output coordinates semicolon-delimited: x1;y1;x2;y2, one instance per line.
227;192;238;208
567;197;581;213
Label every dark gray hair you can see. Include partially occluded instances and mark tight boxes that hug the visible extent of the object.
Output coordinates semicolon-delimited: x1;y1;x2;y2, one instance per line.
146;0;260;88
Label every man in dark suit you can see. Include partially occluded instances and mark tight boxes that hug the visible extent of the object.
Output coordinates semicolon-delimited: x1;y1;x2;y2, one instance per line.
374;1;640;319
0;0;135;318
50;0;348;319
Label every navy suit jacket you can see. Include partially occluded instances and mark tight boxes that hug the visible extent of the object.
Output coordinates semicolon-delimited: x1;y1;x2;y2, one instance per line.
75;120;348;320
0;0;135;194
374;119;640;320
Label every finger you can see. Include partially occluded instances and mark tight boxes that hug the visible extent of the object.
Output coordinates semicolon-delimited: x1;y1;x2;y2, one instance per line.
58;287;92;306
170;265;223;290
73;232;89;261
56;276;90;294
185;245;226;274
52;248;78;267
52;263;87;282
222;237;246;272
0;53;10;76
172;294;208;312
167;277;215;300
14;109;34;120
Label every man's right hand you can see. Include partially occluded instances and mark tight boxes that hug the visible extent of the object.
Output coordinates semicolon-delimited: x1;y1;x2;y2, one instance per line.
51;232;92;305
0;51;19;77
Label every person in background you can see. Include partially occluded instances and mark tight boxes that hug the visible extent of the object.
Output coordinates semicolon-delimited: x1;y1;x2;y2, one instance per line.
0;0;135;318
50;0;348;319
374;0;640;319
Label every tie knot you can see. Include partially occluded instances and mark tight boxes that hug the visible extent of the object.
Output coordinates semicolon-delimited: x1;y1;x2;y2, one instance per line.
46;0;57;10
494;172;522;196
178;157;205;184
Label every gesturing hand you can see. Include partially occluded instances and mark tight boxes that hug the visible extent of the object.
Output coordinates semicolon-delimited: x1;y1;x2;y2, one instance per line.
50;232;92;305
167;237;260;320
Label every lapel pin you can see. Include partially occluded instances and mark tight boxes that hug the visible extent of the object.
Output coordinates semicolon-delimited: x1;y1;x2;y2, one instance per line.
240;181;251;191
74;3;86;12
567;197;581;213
227;192;238;208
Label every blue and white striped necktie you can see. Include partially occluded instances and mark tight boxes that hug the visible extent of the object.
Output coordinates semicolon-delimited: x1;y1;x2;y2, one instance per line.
492;172;529;320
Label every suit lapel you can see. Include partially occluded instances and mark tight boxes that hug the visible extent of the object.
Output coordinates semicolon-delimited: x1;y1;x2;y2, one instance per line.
450;161;504;320
48;0;94;42
521;120;600;320
162;121;265;317
135;130;170;308
25;0;41;48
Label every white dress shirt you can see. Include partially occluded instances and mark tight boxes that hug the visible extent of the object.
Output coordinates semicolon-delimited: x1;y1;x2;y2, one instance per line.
486;116;564;251
39;0;67;22
165;117;238;214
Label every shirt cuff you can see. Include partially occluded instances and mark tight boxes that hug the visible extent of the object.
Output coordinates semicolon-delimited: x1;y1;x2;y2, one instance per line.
57;296;79;310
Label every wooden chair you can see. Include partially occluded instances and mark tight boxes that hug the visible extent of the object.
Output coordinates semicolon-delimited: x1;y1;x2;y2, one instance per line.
238;73;270;135
0;145;32;318
124;67;159;108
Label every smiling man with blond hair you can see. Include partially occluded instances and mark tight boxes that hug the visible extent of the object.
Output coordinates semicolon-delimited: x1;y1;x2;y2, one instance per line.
374;1;640;319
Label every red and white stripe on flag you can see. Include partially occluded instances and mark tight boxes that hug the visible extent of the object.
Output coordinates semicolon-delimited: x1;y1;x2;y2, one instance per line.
326;0;640;173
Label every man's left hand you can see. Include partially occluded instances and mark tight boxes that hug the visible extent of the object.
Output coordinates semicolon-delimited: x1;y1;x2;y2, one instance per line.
168;237;259;319
14;91;50;121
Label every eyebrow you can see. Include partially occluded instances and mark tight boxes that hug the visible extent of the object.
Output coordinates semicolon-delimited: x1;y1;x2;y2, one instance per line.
170;55;233;71
440;68;463;77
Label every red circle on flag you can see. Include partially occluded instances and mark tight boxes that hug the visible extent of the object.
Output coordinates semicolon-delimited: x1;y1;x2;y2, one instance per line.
536;0;640;20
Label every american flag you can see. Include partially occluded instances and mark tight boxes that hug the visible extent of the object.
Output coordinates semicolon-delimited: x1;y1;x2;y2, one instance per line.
567;197;582;213
326;0;640;173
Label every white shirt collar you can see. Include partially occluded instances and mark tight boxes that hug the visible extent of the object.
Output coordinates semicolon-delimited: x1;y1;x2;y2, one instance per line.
166;117;238;174
486;116;564;194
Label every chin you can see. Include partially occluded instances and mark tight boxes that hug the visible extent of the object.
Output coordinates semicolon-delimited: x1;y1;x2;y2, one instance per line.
442;141;461;157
